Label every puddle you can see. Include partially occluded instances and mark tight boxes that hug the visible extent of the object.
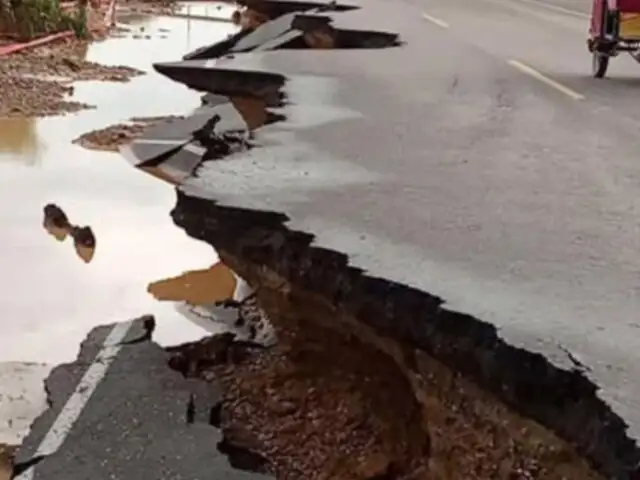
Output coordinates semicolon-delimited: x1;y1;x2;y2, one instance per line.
0;17;239;370
0;118;41;162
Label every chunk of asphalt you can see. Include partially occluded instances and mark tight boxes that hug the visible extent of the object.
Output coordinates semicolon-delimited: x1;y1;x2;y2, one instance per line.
120;105;246;171
14;318;272;480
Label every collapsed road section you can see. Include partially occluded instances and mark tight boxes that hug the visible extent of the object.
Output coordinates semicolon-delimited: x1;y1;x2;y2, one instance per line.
17;0;638;478
118;0;640;478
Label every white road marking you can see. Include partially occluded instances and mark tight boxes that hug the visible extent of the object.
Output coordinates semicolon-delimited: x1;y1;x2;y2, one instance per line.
422;12;449;28
14;321;135;480
134;138;186;145
508;59;585;100
507;0;588;18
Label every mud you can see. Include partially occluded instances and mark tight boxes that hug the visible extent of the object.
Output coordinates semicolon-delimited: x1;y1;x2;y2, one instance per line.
73;115;184;151
0;76;92;117
0;444;14;480
0;38;144;118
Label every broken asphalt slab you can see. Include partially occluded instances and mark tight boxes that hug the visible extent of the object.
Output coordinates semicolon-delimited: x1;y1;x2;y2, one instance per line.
13;317;272;480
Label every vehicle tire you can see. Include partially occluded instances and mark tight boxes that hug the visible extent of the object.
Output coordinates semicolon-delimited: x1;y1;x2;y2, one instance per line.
592;52;609;78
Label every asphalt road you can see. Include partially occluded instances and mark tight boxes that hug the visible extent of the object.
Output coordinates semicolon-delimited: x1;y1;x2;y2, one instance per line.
13;318;270;480
161;0;640;442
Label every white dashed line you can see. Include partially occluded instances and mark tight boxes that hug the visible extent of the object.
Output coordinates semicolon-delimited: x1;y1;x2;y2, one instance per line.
508;59;585;100
15;321;135;480
422;12;449;28
508;0;588;18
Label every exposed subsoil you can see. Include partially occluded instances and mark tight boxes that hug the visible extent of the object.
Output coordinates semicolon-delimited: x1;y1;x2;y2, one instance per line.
0;37;144;118
73;115;184;151
168;277;602;480
0;444;14;480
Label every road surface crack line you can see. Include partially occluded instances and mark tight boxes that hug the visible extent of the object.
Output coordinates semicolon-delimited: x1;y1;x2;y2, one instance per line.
508;59;585;100
13;321;135;480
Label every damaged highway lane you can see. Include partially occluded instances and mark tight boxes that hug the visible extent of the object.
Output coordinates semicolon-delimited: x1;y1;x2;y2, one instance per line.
16;0;640;478
128;0;640;477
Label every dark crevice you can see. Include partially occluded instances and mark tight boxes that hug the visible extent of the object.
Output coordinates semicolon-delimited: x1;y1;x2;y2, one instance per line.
209;403;223;428
171;191;640;479
11;455;46;477
186;394;196;425
217;437;270;473
167;333;265;378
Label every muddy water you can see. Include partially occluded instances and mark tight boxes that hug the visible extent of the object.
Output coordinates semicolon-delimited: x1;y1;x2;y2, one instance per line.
0;15;238;444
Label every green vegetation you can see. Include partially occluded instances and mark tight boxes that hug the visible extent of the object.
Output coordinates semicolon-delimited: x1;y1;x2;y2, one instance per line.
0;0;89;41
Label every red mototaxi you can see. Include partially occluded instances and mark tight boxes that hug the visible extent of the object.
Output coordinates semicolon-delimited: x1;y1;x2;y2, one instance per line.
589;0;640;77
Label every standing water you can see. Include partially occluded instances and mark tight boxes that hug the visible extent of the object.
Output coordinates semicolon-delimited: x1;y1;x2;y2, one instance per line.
0;11;237;446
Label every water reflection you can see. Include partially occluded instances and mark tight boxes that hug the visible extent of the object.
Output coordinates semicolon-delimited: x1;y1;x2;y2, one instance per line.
148;261;277;346
0;118;42;163
42;204;96;263
0;15;239;367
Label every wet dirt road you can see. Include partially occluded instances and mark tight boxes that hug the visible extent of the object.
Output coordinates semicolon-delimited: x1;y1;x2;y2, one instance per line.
0;12;237;446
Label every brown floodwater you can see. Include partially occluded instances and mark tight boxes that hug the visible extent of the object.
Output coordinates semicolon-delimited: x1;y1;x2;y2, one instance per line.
0;14;239;366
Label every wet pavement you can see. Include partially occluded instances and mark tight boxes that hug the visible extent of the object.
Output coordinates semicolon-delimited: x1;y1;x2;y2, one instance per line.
0;13;238;443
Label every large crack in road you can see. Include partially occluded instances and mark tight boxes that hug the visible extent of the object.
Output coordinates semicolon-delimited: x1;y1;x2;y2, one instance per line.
126;0;640;477
12;0;640;478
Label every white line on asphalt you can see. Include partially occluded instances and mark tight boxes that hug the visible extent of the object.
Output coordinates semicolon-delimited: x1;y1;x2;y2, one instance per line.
507;0;588;18
508;60;585;100
422;12;449;28
15;321;135;480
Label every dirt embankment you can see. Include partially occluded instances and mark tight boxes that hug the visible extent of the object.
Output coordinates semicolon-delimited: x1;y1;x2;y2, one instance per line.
0;38;143;117
166;196;639;480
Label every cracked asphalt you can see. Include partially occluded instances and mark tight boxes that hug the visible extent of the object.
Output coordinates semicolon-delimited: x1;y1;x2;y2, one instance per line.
16;0;640;475
161;0;640;442
14;318;270;480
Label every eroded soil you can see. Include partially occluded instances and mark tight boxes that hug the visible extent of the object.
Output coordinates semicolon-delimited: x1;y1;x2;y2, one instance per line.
73;115;184;151
0;38;144;118
168;272;603;480
0;444;14;480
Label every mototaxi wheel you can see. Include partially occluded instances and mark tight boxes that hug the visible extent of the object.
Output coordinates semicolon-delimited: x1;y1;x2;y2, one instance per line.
592;51;610;78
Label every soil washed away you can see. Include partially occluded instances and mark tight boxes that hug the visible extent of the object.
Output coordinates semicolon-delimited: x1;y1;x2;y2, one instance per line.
168;280;601;480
